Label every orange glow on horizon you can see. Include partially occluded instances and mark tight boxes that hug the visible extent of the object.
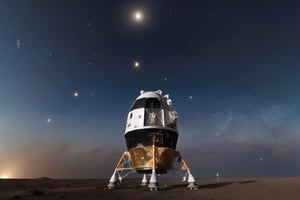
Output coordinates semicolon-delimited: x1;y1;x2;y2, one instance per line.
0;174;10;179
0;170;14;179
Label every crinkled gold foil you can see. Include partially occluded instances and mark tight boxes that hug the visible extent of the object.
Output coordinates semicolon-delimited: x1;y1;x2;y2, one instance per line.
128;146;179;171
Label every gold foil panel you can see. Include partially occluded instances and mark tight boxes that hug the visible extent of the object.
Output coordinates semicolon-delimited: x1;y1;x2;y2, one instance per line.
128;146;179;171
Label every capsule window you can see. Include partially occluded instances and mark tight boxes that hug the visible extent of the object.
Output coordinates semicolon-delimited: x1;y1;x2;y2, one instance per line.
131;98;161;110
131;98;146;110
145;98;161;109
129;113;133;119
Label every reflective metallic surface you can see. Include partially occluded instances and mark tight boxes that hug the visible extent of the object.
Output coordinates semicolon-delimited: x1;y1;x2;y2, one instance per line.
128;146;179;173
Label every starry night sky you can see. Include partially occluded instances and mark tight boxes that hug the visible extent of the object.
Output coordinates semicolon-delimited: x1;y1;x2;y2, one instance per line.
0;0;300;179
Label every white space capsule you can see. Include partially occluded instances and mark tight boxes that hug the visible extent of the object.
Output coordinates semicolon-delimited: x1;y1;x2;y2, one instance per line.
108;90;197;190
125;90;179;173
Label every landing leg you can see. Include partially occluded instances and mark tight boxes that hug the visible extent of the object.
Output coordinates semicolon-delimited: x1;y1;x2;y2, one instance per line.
107;171;118;189
141;174;148;186
177;154;198;190
107;151;134;189
186;170;198;190
148;169;159;191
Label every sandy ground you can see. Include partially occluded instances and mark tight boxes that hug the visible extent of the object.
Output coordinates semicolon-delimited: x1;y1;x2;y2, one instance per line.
1;177;300;200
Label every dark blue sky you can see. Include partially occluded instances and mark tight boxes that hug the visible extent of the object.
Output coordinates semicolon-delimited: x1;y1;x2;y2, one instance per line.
0;0;300;178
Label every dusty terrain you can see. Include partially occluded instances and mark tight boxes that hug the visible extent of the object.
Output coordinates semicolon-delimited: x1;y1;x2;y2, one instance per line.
1;177;300;200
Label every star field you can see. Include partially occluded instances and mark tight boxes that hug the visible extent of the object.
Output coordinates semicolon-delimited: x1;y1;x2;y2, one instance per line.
0;0;300;178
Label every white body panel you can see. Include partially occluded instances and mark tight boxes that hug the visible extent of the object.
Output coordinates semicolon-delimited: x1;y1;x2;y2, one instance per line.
126;108;165;133
126;108;145;132
124;90;178;135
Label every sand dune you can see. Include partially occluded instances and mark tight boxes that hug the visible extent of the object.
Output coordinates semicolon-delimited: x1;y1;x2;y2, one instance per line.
1;177;300;200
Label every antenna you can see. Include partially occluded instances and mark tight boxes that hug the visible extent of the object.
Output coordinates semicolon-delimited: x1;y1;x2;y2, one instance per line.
216;173;219;182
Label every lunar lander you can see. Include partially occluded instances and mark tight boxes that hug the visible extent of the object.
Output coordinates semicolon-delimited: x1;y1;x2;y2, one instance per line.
108;90;197;190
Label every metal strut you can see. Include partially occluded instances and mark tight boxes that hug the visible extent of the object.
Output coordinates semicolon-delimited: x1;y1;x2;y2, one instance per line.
107;150;198;190
107;151;135;189
170;153;198;190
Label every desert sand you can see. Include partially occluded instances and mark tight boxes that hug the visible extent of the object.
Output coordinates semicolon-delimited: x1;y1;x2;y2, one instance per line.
1;177;300;200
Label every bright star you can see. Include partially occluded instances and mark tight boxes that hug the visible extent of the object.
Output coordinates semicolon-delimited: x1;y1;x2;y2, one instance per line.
133;10;143;22
134;61;140;69
73;91;79;97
